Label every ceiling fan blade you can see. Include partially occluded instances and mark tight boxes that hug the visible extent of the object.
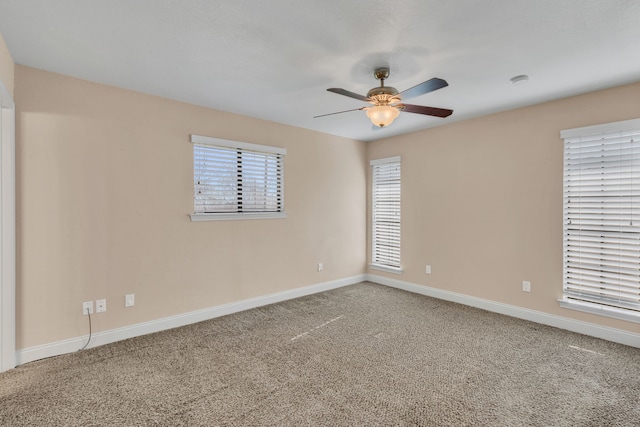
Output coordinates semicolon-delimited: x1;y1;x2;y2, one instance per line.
314;107;365;118
327;88;369;102
399;78;448;100
400;104;453;118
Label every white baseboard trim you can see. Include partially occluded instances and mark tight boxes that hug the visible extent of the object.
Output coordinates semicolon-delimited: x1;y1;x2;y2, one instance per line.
16;274;366;366
367;274;640;349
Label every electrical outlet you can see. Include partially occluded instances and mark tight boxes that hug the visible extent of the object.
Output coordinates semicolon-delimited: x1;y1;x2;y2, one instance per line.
96;298;107;313
317;263;323;272
522;281;531;292
125;293;135;307
82;301;93;315
425;265;432;274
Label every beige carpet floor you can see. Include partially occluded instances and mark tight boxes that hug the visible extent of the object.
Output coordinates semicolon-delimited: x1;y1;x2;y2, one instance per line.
0;282;639;426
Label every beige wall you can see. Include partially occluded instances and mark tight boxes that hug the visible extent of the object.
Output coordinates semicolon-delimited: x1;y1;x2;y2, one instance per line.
368;81;640;334
0;33;14;97
13;60;640;351
15;65;367;349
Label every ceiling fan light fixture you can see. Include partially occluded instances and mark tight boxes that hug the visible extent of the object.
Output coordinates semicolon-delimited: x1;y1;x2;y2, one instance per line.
366;105;400;127
369;93;401;105
319;67;453;128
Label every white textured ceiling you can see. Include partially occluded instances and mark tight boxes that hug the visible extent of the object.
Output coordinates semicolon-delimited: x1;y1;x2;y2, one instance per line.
1;0;639;141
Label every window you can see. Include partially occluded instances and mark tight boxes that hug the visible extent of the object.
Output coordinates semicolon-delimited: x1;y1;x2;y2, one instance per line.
560;118;640;323
370;156;402;273
190;135;286;221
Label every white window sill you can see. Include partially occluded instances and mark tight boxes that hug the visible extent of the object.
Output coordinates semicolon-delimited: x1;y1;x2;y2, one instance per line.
558;298;640;324
190;212;288;222
369;264;403;275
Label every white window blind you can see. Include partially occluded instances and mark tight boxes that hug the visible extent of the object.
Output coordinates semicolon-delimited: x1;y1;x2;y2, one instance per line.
191;135;285;220
561;119;640;320
371;157;401;272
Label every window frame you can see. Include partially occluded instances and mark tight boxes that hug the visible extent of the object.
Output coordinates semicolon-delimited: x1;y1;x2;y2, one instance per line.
559;118;640;323
370;156;402;274
189;134;287;222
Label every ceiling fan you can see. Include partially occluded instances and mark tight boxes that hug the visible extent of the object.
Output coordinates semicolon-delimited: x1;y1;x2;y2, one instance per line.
315;67;453;128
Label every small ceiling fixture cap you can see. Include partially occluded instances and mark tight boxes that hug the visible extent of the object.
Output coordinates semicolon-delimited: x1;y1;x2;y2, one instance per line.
510;74;529;85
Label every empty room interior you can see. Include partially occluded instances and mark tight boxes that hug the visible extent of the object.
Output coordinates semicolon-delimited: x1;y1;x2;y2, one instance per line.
0;1;639;425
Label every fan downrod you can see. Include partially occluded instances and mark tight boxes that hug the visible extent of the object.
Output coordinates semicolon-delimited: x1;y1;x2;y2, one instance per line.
368;67;398;98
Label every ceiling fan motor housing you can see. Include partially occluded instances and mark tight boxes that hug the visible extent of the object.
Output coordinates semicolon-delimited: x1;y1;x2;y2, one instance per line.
367;86;399;98
367;88;401;108
368;67;400;105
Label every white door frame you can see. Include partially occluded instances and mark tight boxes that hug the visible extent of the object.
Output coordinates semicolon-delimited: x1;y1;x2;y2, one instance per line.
0;79;15;372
